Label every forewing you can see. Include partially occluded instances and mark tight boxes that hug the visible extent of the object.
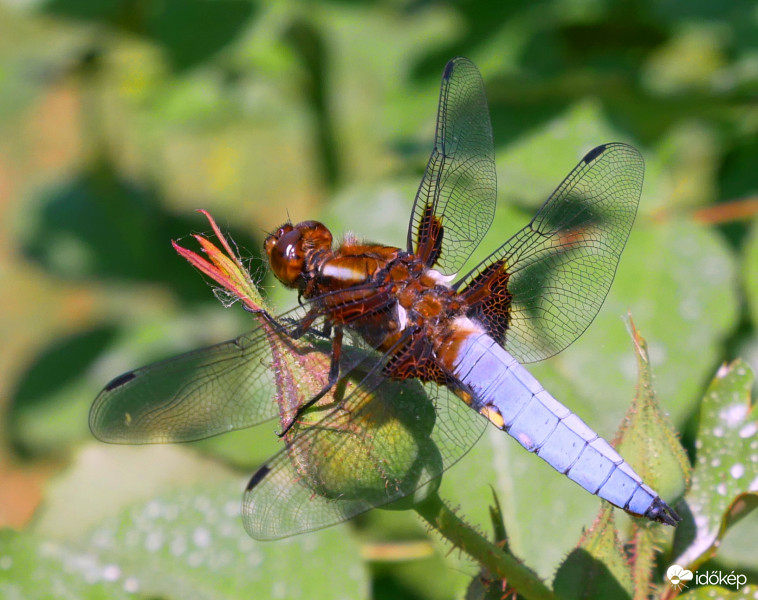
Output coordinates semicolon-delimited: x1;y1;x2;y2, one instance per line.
456;143;643;363
408;57;496;276
90;275;410;445
243;375;486;540
89;325;289;443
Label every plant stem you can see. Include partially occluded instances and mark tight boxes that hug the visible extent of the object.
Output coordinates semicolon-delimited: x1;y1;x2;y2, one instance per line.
414;493;557;600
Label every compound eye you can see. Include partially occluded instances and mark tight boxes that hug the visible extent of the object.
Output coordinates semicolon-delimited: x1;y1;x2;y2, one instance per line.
267;227;305;287
276;228;302;261
264;223;292;254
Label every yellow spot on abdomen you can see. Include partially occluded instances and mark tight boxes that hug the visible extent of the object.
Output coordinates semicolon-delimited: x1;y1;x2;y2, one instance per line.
480;404;504;429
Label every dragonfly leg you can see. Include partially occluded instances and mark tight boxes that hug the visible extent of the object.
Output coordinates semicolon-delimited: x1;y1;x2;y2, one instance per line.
288;309;323;340
244;304;321;341
277;327;344;438
242;304;279;325
316;320;333;339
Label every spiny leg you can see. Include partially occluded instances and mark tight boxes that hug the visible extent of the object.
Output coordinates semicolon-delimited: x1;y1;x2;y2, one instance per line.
244;304;320;340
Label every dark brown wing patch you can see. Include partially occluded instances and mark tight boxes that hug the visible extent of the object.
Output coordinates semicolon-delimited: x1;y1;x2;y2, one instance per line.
459;259;512;345
415;202;444;268
406;57;496;275
384;336;449;386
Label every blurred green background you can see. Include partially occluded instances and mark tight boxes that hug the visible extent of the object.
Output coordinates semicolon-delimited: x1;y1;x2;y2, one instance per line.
1;0;757;598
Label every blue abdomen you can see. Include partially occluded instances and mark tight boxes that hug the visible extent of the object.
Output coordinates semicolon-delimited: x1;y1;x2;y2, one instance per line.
449;331;679;525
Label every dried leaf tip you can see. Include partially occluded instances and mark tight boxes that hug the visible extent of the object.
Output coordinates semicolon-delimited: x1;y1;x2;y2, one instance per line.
172;210;266;313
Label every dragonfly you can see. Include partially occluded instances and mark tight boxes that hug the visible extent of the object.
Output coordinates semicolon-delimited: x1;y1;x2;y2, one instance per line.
90;57;681;540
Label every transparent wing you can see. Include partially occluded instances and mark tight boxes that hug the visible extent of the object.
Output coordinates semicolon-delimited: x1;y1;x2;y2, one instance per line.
407;57;496;276
242;369;486;540
89;327;284;444
89;283;404;444
456;143;643;363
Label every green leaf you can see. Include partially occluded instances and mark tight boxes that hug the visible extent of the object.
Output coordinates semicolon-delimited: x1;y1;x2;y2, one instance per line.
145;0;257;72
614;317;691;505
553;506;633;600
77;479;368;600
25;444;368;599
8;325;117;457
42;0;256;72
0;529;131;600
678;585;758;599
19;474;368;600
32;445;235;540
22;158;262;299
673;360;758;570
42;0;124;21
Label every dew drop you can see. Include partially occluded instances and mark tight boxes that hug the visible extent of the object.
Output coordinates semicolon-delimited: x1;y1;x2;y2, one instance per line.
145;501;162;519
711;457;722;468
716;482;727;496
739;422;758;439
731;463;745;479
721;404;748;427
102;564;121;582
123;577;140;593
193;526;211;548
713;426;725;438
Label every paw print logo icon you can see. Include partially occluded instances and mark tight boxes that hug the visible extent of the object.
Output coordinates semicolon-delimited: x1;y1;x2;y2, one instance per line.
667;564;693;590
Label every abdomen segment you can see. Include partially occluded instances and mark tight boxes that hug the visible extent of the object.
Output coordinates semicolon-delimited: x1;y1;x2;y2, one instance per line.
450;332;680;525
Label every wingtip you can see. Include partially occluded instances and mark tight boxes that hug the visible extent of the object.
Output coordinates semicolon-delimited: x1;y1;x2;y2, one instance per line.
582;144;608;164
443;60;456;80
103;370;137;391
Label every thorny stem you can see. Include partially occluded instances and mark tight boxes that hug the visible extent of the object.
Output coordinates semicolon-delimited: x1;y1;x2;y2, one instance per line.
414;493;557;600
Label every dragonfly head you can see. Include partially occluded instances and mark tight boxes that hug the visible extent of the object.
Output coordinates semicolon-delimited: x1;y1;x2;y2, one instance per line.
264;221;333;288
